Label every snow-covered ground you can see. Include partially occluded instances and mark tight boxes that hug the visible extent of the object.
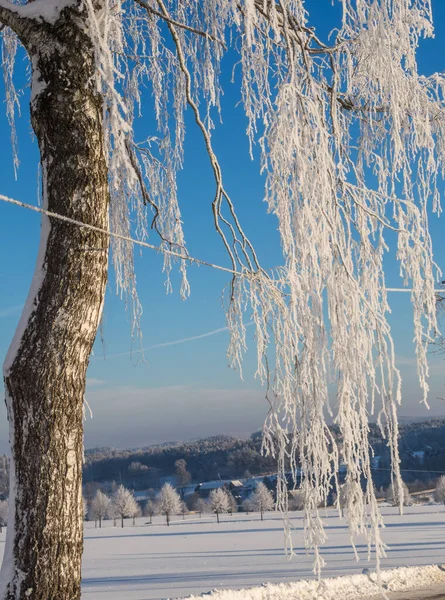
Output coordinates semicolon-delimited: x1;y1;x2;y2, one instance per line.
0;505;444;599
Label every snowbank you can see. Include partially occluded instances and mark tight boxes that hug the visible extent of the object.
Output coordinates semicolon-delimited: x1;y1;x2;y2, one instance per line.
178;564;445;600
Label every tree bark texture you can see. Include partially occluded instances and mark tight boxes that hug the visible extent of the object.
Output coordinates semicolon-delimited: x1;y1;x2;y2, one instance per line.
2;5;109;599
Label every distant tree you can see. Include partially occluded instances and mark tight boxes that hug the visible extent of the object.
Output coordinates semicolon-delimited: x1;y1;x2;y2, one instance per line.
249;483;274;521
130;502;141;526
241;498;253;515
144;499;155;524
156;483;181;526
0;500;8;534
288;490;305;512
209;488;229;523
175;460;191;489
89;490;111;528
385;481;411;513
334;480;362;518
196;498;209;518
112;485;138;528
180;501;188;520
226;491;238;516
373;485;387;500
434;475;445;506
128;461;149;472
82;498;88;521
108;502;118;527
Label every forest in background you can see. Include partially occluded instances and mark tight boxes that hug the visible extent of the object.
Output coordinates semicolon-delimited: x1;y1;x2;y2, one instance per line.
82;418;445;493
0;418;443;499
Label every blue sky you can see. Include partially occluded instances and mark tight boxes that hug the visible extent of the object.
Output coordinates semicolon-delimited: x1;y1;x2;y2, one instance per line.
1;1;445;453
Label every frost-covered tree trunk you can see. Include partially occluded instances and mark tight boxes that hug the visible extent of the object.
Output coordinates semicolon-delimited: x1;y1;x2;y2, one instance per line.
0;4;109;599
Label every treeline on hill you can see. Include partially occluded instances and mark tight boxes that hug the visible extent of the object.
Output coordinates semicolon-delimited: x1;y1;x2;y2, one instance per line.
83;433;277;489
0;419;443;498
83;418;445;492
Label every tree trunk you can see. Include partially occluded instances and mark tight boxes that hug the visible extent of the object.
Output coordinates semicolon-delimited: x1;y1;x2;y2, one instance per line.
121;517;124;529
216;512;220;524
1;6;109;600
99;517;102;529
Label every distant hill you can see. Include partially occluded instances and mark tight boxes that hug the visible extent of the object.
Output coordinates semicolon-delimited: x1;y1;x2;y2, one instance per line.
82;418;445;491
83;434;274;488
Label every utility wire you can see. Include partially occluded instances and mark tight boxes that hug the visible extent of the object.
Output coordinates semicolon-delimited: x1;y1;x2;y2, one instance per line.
1;194;445;293
0;195;238;276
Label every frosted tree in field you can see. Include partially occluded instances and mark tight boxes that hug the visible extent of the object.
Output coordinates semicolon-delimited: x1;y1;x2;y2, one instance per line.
0;501;8;535
249;483;274;521
180;501;188;520
226;491;238;516
241;498;253;515
385;481;411;513
156;483;181;526
112;485;138;528
144;499;155;524
334;479;364;519
433;476;445;507
209;488;229;523
108;501;118;528
0;0;445;596
89;490;111;529
130;502;141;526
196;498;209;518
288;490;305;512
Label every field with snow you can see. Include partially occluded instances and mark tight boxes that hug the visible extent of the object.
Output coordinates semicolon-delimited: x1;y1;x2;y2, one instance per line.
2;505;445;599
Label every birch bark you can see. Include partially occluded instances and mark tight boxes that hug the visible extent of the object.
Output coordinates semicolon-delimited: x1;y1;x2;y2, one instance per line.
1;4;109;598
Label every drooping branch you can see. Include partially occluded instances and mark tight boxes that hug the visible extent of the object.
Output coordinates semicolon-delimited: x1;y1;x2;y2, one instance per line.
132;0;226;48
151;0;262;277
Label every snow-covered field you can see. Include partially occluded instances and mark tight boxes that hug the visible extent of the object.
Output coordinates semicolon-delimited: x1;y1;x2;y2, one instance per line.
1;505;444;599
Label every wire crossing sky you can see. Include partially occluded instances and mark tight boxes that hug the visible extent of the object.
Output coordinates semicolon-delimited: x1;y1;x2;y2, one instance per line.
2;193;444;294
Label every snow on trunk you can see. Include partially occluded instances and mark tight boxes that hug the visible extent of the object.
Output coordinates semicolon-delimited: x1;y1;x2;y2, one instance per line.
1;5;109;599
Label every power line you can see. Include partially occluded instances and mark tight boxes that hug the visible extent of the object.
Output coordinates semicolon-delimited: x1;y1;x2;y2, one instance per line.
0;195;238;276
1;193;445;293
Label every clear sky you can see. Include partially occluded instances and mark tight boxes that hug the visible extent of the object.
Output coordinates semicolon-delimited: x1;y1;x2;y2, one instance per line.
1;1;445;454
